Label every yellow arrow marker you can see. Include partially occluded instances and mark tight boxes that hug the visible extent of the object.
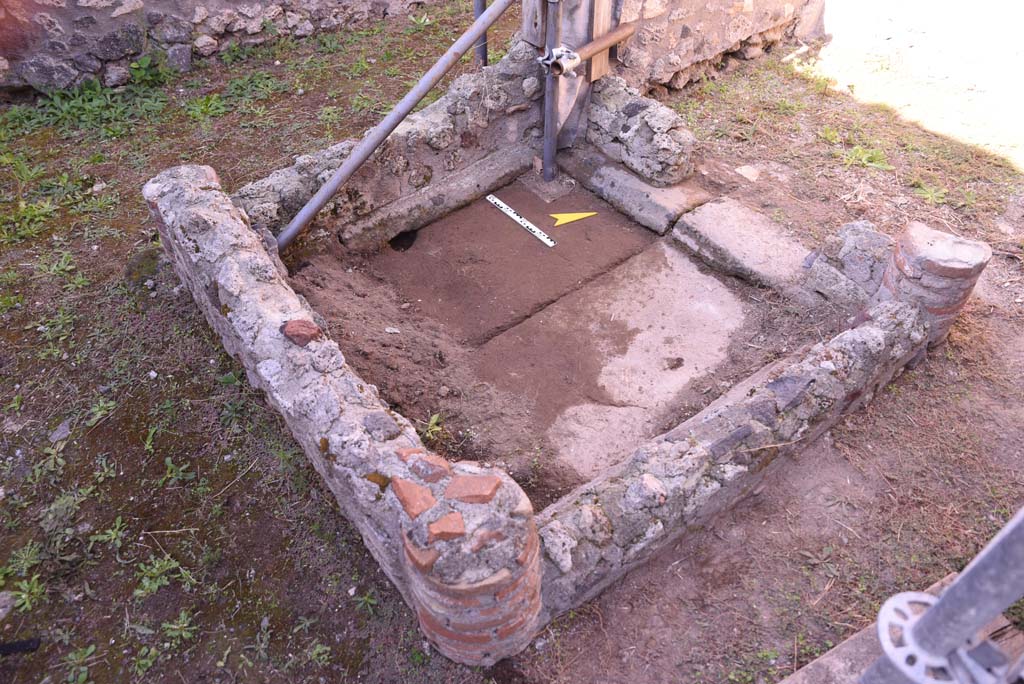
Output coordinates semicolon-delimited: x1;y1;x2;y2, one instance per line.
550;212;597;227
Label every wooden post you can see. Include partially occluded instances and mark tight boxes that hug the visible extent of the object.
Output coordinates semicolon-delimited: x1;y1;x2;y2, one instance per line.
589;0;612;80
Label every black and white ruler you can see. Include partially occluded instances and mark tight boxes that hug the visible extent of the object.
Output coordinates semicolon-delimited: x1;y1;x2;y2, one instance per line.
485;194;556;247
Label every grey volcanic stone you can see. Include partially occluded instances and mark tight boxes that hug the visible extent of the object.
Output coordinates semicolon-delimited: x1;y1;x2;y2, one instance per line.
166;44;192;72
73;53;102;73
673;197;810;290
92;25;143;61
152;16;193;44
102;65;130;88
16;55;78;90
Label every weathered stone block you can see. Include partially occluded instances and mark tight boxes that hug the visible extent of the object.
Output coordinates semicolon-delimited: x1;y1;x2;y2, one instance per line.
673;197;810;290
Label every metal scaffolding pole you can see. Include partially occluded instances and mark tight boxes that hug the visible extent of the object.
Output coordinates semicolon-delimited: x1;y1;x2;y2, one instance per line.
276;0;516;250
473;0;489;66
861;506;1024;683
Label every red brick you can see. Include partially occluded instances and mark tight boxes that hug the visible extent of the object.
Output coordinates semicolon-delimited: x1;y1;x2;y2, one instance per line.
396;447;425;461
496;611;535;640
449;611;522;633
409;452;452;483
517;521;539;566
444;474;502;504
279;319;322;346
403;535;440;573
391;477;436;520
417;609;493;645
495;567;540;602
470;528;506;552
428;511;465;542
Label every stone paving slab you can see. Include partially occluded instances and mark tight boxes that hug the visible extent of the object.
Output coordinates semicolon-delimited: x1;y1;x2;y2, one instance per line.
673;197;812;291
372;181;655;345
476;240;746;478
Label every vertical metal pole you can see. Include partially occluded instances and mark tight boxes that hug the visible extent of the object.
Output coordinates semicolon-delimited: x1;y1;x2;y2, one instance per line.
912;507;1024;655
542;0;561;181
473;0;488;66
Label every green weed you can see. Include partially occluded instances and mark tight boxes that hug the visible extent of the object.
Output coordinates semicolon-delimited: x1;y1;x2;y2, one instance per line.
161;609;197;646
158;457;196;487
134;554;186;598
13;573;46;612
184;94;230;122
841;145;895;170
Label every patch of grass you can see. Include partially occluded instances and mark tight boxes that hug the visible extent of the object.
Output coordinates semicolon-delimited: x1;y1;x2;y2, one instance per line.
220;43;259;65
1;199;58;245
0;79;167;139
184;94;231;122
841;145;895;171
226;71;287;101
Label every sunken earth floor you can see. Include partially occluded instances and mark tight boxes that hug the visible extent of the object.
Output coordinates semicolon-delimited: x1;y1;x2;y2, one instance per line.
291;175;816;499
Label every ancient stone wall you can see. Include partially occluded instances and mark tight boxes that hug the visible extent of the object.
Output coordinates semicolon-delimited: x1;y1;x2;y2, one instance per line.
145;161;991;663
229;41;698;250
609;0;825;90
1;0;424;91
143;164;545;666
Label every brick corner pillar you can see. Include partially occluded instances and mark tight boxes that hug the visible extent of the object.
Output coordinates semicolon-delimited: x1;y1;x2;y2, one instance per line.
392;453;542;666
876;221;992;346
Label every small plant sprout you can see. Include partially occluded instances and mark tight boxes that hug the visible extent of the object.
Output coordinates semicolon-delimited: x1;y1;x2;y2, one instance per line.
84;398;116;427
134;554;187;598
419;412;444;442
158;456;196;487
307;641;332;666
62;644;97;684
161;608;197;646
353;589;379;616
132;646;160;676
88;515;127;551
14;573;46;612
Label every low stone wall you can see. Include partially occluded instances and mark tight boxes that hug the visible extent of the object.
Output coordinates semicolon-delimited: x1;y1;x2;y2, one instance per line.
535;298;927;616
232;37;545;251
231;39;697;250
143;165;544;666
146;162;992;663
1;0;425;91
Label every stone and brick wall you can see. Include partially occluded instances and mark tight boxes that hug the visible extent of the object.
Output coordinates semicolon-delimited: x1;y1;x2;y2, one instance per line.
144;161;992;663
143;164;544;666
1;0;425;91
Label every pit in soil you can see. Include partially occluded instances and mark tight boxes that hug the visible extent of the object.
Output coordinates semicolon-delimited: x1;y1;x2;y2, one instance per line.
290;174;818;504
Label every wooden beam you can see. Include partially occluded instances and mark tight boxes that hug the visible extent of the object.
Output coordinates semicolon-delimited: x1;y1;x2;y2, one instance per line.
589;0;612;81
